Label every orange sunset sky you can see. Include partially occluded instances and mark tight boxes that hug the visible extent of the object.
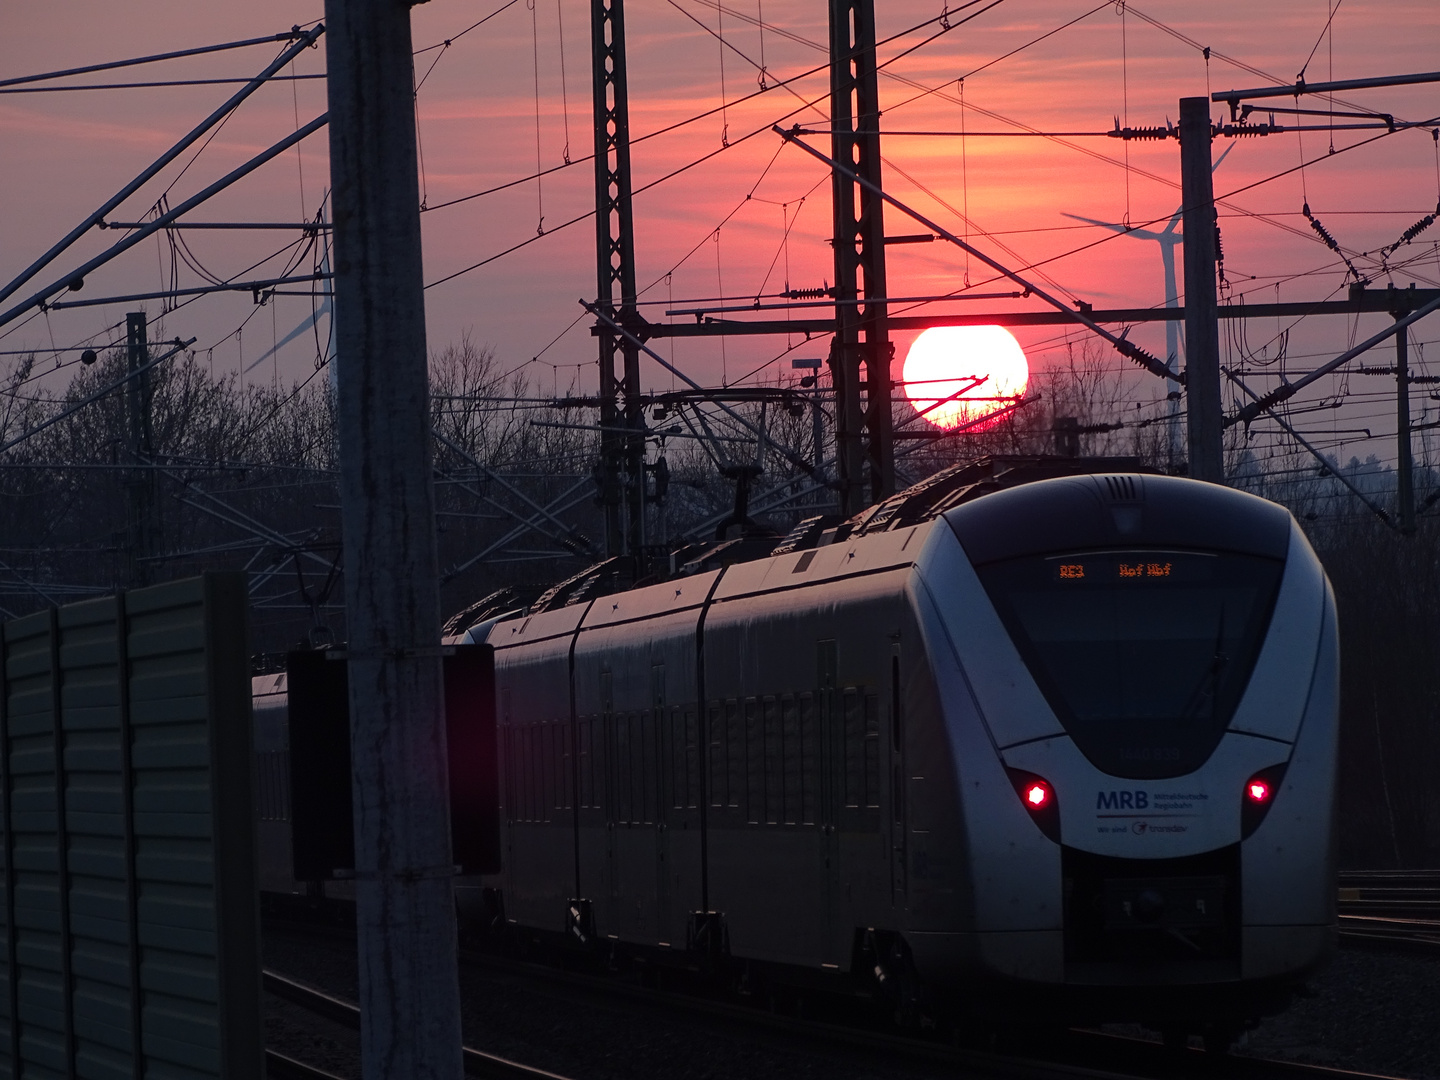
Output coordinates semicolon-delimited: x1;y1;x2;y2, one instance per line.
3;0;1439;460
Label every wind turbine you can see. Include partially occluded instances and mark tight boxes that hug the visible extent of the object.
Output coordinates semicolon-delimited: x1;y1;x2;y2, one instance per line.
1062;146;1233;466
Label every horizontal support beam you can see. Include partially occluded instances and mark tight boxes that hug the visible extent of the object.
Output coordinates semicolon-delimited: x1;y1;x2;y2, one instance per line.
1213;70;1440;103
102;221;330;231
48;273;331;310
638;288;1440;338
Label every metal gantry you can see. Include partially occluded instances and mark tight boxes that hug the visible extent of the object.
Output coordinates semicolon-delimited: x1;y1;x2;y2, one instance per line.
828;0;893;512
591;0;644;557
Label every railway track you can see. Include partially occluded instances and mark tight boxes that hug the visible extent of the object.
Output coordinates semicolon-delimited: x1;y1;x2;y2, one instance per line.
1337;871;1440;950
262;915;1414;1080
264;967;573;1079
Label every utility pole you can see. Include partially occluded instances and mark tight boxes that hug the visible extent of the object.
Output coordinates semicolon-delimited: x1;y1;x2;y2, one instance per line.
323;2;464;1078
592;0;644;558
125;312;156;586
1394;293;1416;533
829;0;892;513
1179;96;1224;484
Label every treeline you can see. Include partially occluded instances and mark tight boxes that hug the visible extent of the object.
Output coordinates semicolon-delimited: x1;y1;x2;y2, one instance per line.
2;335;1437;864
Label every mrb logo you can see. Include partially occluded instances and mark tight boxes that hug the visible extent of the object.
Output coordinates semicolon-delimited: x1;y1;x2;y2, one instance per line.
1097;790;1148;811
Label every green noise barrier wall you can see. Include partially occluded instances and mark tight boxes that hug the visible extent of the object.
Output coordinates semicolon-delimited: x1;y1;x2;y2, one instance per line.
0;573;260;1079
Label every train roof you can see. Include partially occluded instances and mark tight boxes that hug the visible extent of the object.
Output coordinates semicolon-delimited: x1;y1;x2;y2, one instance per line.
945;472;1293;564
445;455;1172;628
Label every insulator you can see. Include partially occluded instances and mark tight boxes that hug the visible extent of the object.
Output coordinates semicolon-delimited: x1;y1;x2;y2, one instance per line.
1107;125;1174;141
1383;209;1438;257
1113;337;1176;381
1304;205;1342;253
1220;123;1277;137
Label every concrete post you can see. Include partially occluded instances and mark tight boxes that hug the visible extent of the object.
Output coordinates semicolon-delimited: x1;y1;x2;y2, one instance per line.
1180;97;1224;483
324;2;465;1077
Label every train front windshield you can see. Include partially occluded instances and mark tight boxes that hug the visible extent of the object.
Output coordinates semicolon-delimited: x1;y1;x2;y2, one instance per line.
977;551;1284;778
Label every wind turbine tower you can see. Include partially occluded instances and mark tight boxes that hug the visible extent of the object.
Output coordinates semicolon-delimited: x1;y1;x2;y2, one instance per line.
1063;148;1231;469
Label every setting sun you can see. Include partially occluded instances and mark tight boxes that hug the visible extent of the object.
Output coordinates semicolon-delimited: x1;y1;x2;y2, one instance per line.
902;326;1029;431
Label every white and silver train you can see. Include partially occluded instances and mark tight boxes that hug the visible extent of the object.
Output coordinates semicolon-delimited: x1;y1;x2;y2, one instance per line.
463;461;1338;1035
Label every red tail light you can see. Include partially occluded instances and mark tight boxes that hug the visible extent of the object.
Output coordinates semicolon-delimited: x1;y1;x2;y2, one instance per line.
1006;768;1060;842
1024;780;1052;810
1241;764;1287;839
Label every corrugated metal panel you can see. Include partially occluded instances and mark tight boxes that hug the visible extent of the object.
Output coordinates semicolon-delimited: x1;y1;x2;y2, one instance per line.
0;573;260;1079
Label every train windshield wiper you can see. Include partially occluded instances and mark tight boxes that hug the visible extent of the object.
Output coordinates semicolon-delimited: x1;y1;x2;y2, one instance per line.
1177;608;1228;723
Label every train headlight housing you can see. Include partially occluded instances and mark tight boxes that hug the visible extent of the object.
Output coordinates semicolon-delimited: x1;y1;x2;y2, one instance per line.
1241;763;1288;839
1006;768;1060;843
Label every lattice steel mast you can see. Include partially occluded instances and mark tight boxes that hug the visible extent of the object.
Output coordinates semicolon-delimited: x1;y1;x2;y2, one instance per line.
829;0;893;512
592;0;645;556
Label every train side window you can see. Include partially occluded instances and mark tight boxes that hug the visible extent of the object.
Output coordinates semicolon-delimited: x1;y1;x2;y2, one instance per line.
763;696;781;826
533;723;546;822
864;692;881;809
523;725;533;822
631;712;645;824
535;722;544;823
500;726;512;822
799;692;818;825
669;707;683;810
579;717;594;808
612;712;629;824
564;719;576;812
544;722;555;817
256;750;286;821
708;704;725;809
726;699;743;810
642;708;658;824
684;709;699;810
843;688;863;809
780;696;799;825
498;691;511;821
600;671;615;821
553;720;566;815
817;639;837;690
745;698;763;825
515;723;526;822
591;717;605;811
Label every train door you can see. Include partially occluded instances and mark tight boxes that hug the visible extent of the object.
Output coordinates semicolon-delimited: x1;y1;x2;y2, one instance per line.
817;639;841;964
600;669;618;923
651;663;671;944
889;644;908;907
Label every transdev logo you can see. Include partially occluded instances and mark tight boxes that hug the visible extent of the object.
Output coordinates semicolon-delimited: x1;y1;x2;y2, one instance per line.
1097;790;1148;811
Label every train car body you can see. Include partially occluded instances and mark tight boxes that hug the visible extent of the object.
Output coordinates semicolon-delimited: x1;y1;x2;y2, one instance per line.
471;471;1338;1029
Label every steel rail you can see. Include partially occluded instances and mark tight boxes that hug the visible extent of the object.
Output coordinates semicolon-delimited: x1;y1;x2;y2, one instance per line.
262;969;577;1079
264;895;1411;1080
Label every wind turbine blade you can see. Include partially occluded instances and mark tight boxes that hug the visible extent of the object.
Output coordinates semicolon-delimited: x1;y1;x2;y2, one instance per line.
1063;211;1166;241
244;295;331;374
1165;145;1235;235
1061;212;1128;232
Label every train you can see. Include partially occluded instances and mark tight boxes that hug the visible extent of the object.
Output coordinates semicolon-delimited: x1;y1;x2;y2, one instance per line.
254;455;1339;1045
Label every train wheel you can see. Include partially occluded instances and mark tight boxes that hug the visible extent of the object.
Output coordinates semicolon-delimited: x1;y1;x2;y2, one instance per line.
1202;1024;1239;1056
1160;1027;1190;1052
